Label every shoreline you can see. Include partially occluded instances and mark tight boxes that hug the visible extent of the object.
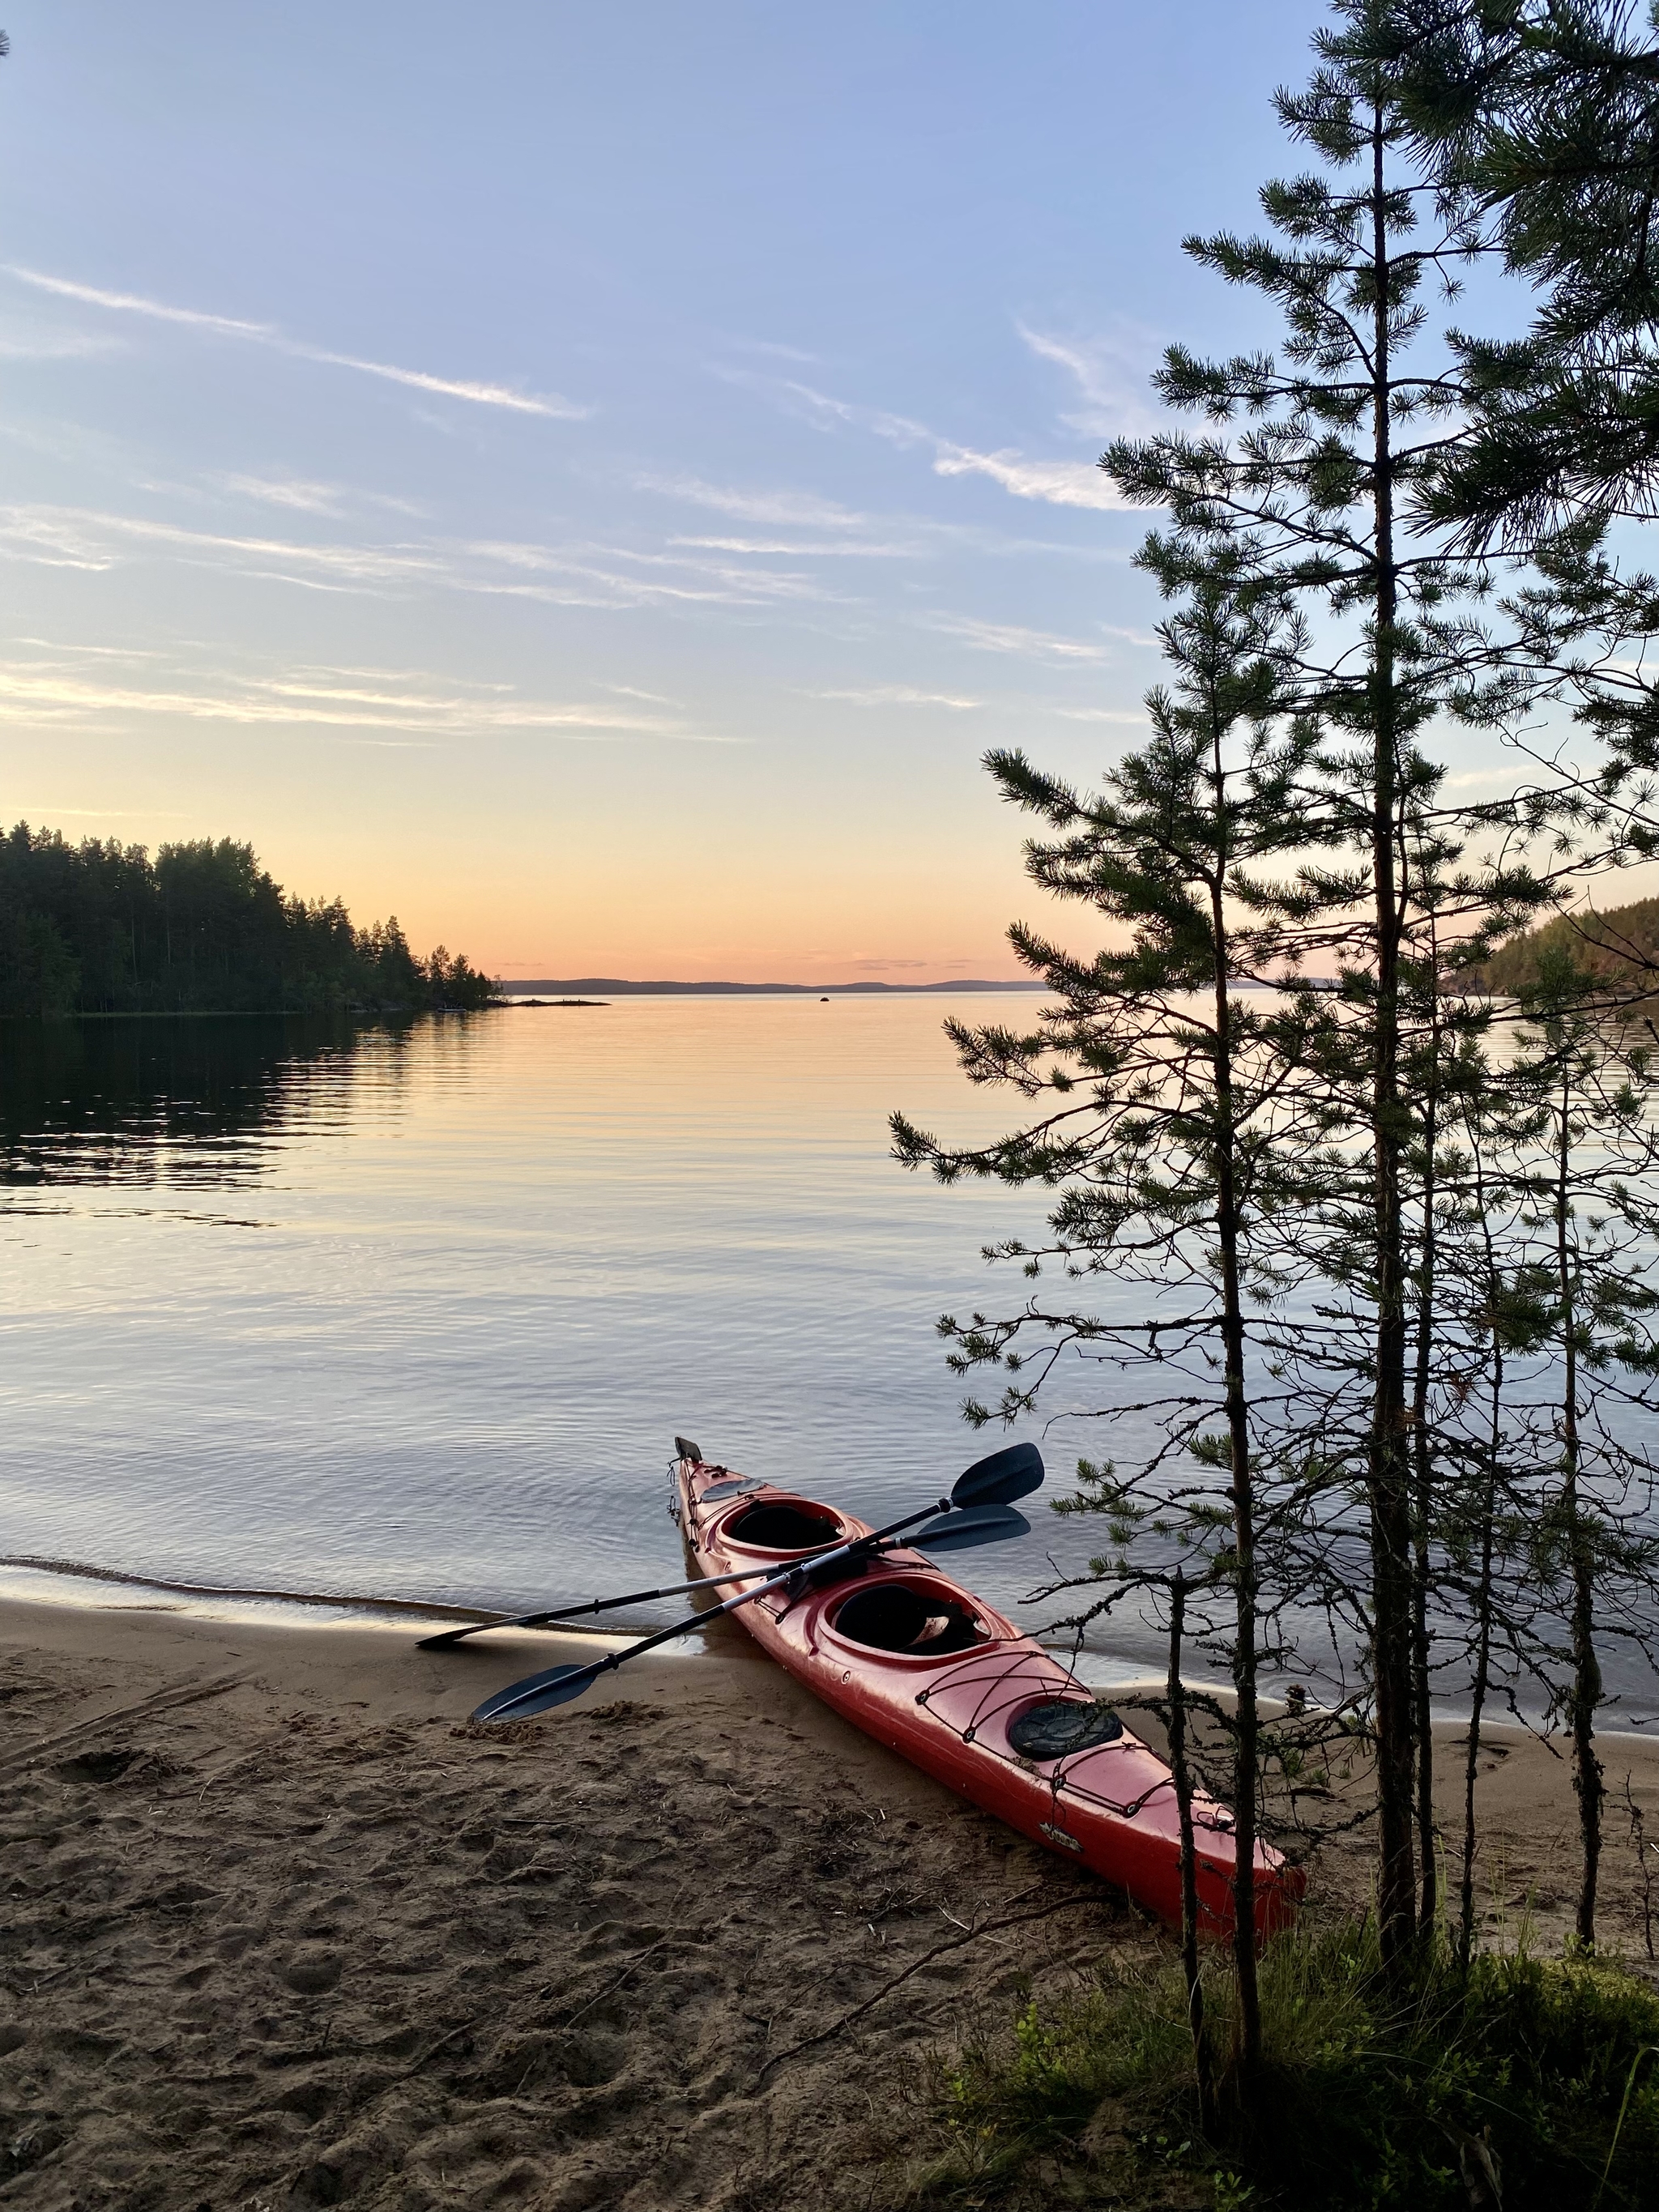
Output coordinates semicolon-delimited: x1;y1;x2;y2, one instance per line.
4;1584;1656;1858
6;1556;1657;1738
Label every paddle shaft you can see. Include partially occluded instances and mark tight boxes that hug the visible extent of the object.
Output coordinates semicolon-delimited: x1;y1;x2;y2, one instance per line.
480;1494;953;1718
418;1564;783;1650
425;1494;1004;1652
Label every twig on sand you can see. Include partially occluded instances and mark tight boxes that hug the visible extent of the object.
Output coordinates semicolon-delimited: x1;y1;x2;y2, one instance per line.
564;1937;672;2027
0;1671;252;1779
755;1887;1102;2084
561;1923;719;2029
394;2017;478;2080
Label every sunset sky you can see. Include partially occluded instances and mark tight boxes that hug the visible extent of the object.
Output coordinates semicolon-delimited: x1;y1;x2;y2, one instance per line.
1;2;1326;981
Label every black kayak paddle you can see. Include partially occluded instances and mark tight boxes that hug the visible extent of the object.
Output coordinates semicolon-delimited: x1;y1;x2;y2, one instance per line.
416;1504;1026;1652
419;1486;1034;1654
467;1439;1043;1724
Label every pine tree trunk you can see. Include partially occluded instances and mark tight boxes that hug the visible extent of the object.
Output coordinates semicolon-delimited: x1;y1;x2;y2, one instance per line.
1166;1571;1214;2129
1460;1136;1503;1972
1411;978;1440;1937
1368;103;1419;1971
1207;723;1261;2084
1557;1070;1603;1945
1460;1439;1499;1970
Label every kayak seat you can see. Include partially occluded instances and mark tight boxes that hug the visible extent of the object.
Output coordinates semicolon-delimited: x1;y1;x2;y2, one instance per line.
723;1500;844;1552
832;1583;986;1657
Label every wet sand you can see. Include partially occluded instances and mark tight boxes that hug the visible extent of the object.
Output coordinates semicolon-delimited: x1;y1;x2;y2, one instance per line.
2;1595;1655;2211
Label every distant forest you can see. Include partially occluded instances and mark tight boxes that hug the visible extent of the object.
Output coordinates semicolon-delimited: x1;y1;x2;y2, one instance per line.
0;822;497;1016
1475;893;1659;999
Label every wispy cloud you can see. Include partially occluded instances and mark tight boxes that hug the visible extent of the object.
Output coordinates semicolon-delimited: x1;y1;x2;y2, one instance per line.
0;503;843;612
635;473;869;529
0;648;735;740
0;504;443;587
0;323;124;361
669;533;920;559
723;335;822;366
6;266;587;420
719;366;1141;514
638;463;1125;564
11;803;194;819
223;475;346;516
221;474;429;520
599;682;681;705
7;271;269;337
925;614;1108;663
15;636;165;659
1017;322;1164;441
811;685;983;709
309;347;584;419
461;537;838;608
932;444;1131;510
1055;705;1150;724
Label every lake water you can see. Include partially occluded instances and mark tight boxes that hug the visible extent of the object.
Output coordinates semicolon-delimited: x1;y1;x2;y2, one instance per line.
2;999;1654;1723
0;999;1117;1642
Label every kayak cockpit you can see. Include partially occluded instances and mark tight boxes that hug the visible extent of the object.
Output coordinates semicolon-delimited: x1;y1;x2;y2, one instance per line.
719;1498;847;1554
826;1576;992;1660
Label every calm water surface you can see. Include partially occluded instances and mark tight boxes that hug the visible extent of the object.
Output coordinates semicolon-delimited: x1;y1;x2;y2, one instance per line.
1;999;1128;1647
6;999;1654;1721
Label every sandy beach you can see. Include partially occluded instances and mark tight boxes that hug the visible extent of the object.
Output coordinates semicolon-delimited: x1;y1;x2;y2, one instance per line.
2;1592;1656;2212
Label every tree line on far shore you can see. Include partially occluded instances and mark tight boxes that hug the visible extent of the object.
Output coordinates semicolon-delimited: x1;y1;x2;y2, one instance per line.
0;821;497;1016
1478;890;1659;999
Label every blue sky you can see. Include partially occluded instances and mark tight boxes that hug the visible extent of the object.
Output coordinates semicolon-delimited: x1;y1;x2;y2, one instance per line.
0;2;1332;978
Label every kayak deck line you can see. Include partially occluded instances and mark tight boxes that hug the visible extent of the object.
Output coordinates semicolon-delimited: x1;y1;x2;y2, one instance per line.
674;1447;1303;1938
892;1643;1239;1833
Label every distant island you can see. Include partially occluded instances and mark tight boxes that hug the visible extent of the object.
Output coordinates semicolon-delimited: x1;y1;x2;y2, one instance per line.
501;977;1046;996
1;820;496;1017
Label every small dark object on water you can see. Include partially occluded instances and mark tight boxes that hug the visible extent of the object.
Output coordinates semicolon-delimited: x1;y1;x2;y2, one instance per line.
514;997;609;1007
821;996;829;1002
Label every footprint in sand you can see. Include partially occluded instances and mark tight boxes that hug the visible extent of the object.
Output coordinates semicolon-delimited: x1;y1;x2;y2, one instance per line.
283;1946;343;1994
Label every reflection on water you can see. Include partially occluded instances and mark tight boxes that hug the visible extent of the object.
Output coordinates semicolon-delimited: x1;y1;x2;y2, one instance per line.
0;1016;408;1187
0;1000;1068;1638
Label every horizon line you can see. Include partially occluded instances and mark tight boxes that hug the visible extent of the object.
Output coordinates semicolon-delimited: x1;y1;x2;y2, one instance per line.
498;976;1046;995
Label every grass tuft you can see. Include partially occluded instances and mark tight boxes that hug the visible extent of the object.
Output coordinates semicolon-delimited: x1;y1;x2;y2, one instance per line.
916;1920;1659;2209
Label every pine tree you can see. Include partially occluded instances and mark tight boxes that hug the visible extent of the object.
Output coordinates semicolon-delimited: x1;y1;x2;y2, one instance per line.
1368;0;1659;546
905;2;1659;1989
1098;10;1505;1965
896;557;1326;2083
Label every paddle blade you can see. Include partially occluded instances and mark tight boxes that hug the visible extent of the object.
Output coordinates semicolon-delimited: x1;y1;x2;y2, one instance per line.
911;1504;1032;1554
471;1662;599;1723
418;1620;492;1651
950;1440;1044;1509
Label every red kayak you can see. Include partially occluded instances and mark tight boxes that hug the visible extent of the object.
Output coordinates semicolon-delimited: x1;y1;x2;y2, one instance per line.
674;1446;1302;1937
